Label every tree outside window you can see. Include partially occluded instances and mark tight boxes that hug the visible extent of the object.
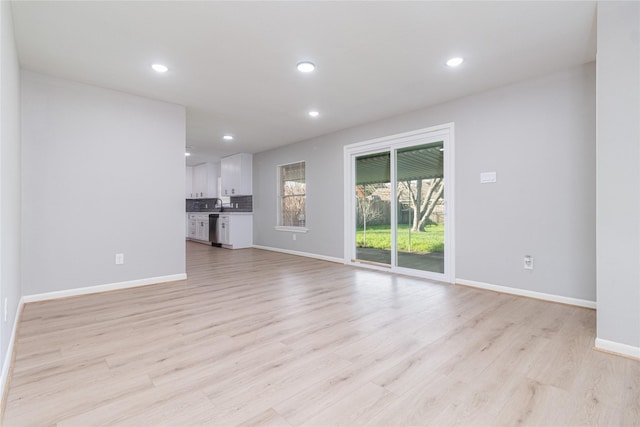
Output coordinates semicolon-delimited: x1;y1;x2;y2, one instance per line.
278;162;306;227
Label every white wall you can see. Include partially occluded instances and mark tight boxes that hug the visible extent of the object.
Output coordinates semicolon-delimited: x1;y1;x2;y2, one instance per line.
254;63;596;302
21;72;186;295
596;2;640;354
0;0;22;389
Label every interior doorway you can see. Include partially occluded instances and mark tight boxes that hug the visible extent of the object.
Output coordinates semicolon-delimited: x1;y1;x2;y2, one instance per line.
344;124;454;282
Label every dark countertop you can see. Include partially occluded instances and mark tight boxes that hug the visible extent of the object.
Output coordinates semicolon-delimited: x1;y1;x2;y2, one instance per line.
187;211;253;215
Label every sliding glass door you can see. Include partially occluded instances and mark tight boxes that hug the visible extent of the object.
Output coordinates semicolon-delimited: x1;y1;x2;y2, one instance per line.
354;152;392;266
396;142;445;273
346;125;453;282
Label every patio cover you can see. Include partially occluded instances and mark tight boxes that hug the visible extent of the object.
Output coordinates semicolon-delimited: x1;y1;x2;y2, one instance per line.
355;142;444;185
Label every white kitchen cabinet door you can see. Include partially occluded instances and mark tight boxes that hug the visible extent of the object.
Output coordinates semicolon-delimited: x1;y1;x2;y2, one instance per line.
192;163;218;199
221;153;252;196
188;214;197;239
185;166;194;198
188;213;209;241
219;214;252;249
196;215;209;241
219;216;230;245
220;156;237;197
229;215;253;248
192;165;205;198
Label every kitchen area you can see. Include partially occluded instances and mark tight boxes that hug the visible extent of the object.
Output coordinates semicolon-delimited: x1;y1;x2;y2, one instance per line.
186;153;253;249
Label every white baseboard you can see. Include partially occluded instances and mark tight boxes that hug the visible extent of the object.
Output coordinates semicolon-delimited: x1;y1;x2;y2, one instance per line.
1;297;24;410
595;338;640;360
456;278;596;309
252;245;344;264
22;273;187;303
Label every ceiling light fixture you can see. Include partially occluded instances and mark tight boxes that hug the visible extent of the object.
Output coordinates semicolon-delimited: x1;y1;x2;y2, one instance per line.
308;111;320;118
446;57;464;67
223;135;234;141
185;152;191;156
297;61;315;73
151;63;168;73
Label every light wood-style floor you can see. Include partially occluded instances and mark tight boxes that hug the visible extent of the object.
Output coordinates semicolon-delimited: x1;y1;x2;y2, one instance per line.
3;242;639;426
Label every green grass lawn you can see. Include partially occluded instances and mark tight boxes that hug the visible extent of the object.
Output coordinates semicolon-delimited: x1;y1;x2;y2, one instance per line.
356;223;444;253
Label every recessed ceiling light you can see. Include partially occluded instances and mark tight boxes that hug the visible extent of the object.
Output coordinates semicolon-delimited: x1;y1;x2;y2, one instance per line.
308;111;320;118
223;135;234;141
185;152;191;156
297;61;315;73
151;63;168;73
446;57;464;67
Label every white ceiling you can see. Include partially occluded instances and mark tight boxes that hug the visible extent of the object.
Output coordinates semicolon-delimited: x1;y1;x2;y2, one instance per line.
11;1;597;165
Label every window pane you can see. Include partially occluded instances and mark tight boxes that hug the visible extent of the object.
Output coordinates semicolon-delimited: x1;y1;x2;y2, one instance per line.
281;195;306;226
279;162;306;227
281;162;305;182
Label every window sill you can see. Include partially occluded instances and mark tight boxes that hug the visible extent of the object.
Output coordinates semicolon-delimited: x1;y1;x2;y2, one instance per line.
274;226;308;233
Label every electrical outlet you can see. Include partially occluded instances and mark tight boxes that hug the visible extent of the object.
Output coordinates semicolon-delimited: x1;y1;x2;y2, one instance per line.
115;253;124;265
292;234;297;241
524;255;534;270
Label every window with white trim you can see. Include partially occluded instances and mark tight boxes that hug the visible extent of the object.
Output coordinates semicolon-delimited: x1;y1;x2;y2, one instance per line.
278;161;306;228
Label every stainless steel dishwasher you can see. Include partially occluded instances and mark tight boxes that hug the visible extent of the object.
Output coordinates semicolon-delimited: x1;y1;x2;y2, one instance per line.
209;214;221;247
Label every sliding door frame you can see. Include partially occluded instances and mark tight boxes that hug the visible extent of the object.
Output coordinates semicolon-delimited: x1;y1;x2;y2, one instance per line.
343;123;455;283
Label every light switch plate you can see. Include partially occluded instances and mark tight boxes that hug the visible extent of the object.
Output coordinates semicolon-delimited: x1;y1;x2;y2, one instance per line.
480;171;497;183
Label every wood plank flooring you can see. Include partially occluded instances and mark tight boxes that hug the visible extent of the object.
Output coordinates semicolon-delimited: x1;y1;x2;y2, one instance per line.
3;241;639;426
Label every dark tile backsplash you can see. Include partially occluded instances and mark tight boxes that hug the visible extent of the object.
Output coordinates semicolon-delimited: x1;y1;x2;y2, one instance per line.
230;195;253;212
186;196;252;212
186;198;217;212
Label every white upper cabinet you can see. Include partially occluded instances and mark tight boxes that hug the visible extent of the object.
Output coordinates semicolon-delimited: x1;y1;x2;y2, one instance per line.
188;163;218;199
185;166;194;198
221;153;252;196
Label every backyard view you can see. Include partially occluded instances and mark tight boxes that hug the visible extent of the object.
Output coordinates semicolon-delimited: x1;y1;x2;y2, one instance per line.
356;223;444;253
